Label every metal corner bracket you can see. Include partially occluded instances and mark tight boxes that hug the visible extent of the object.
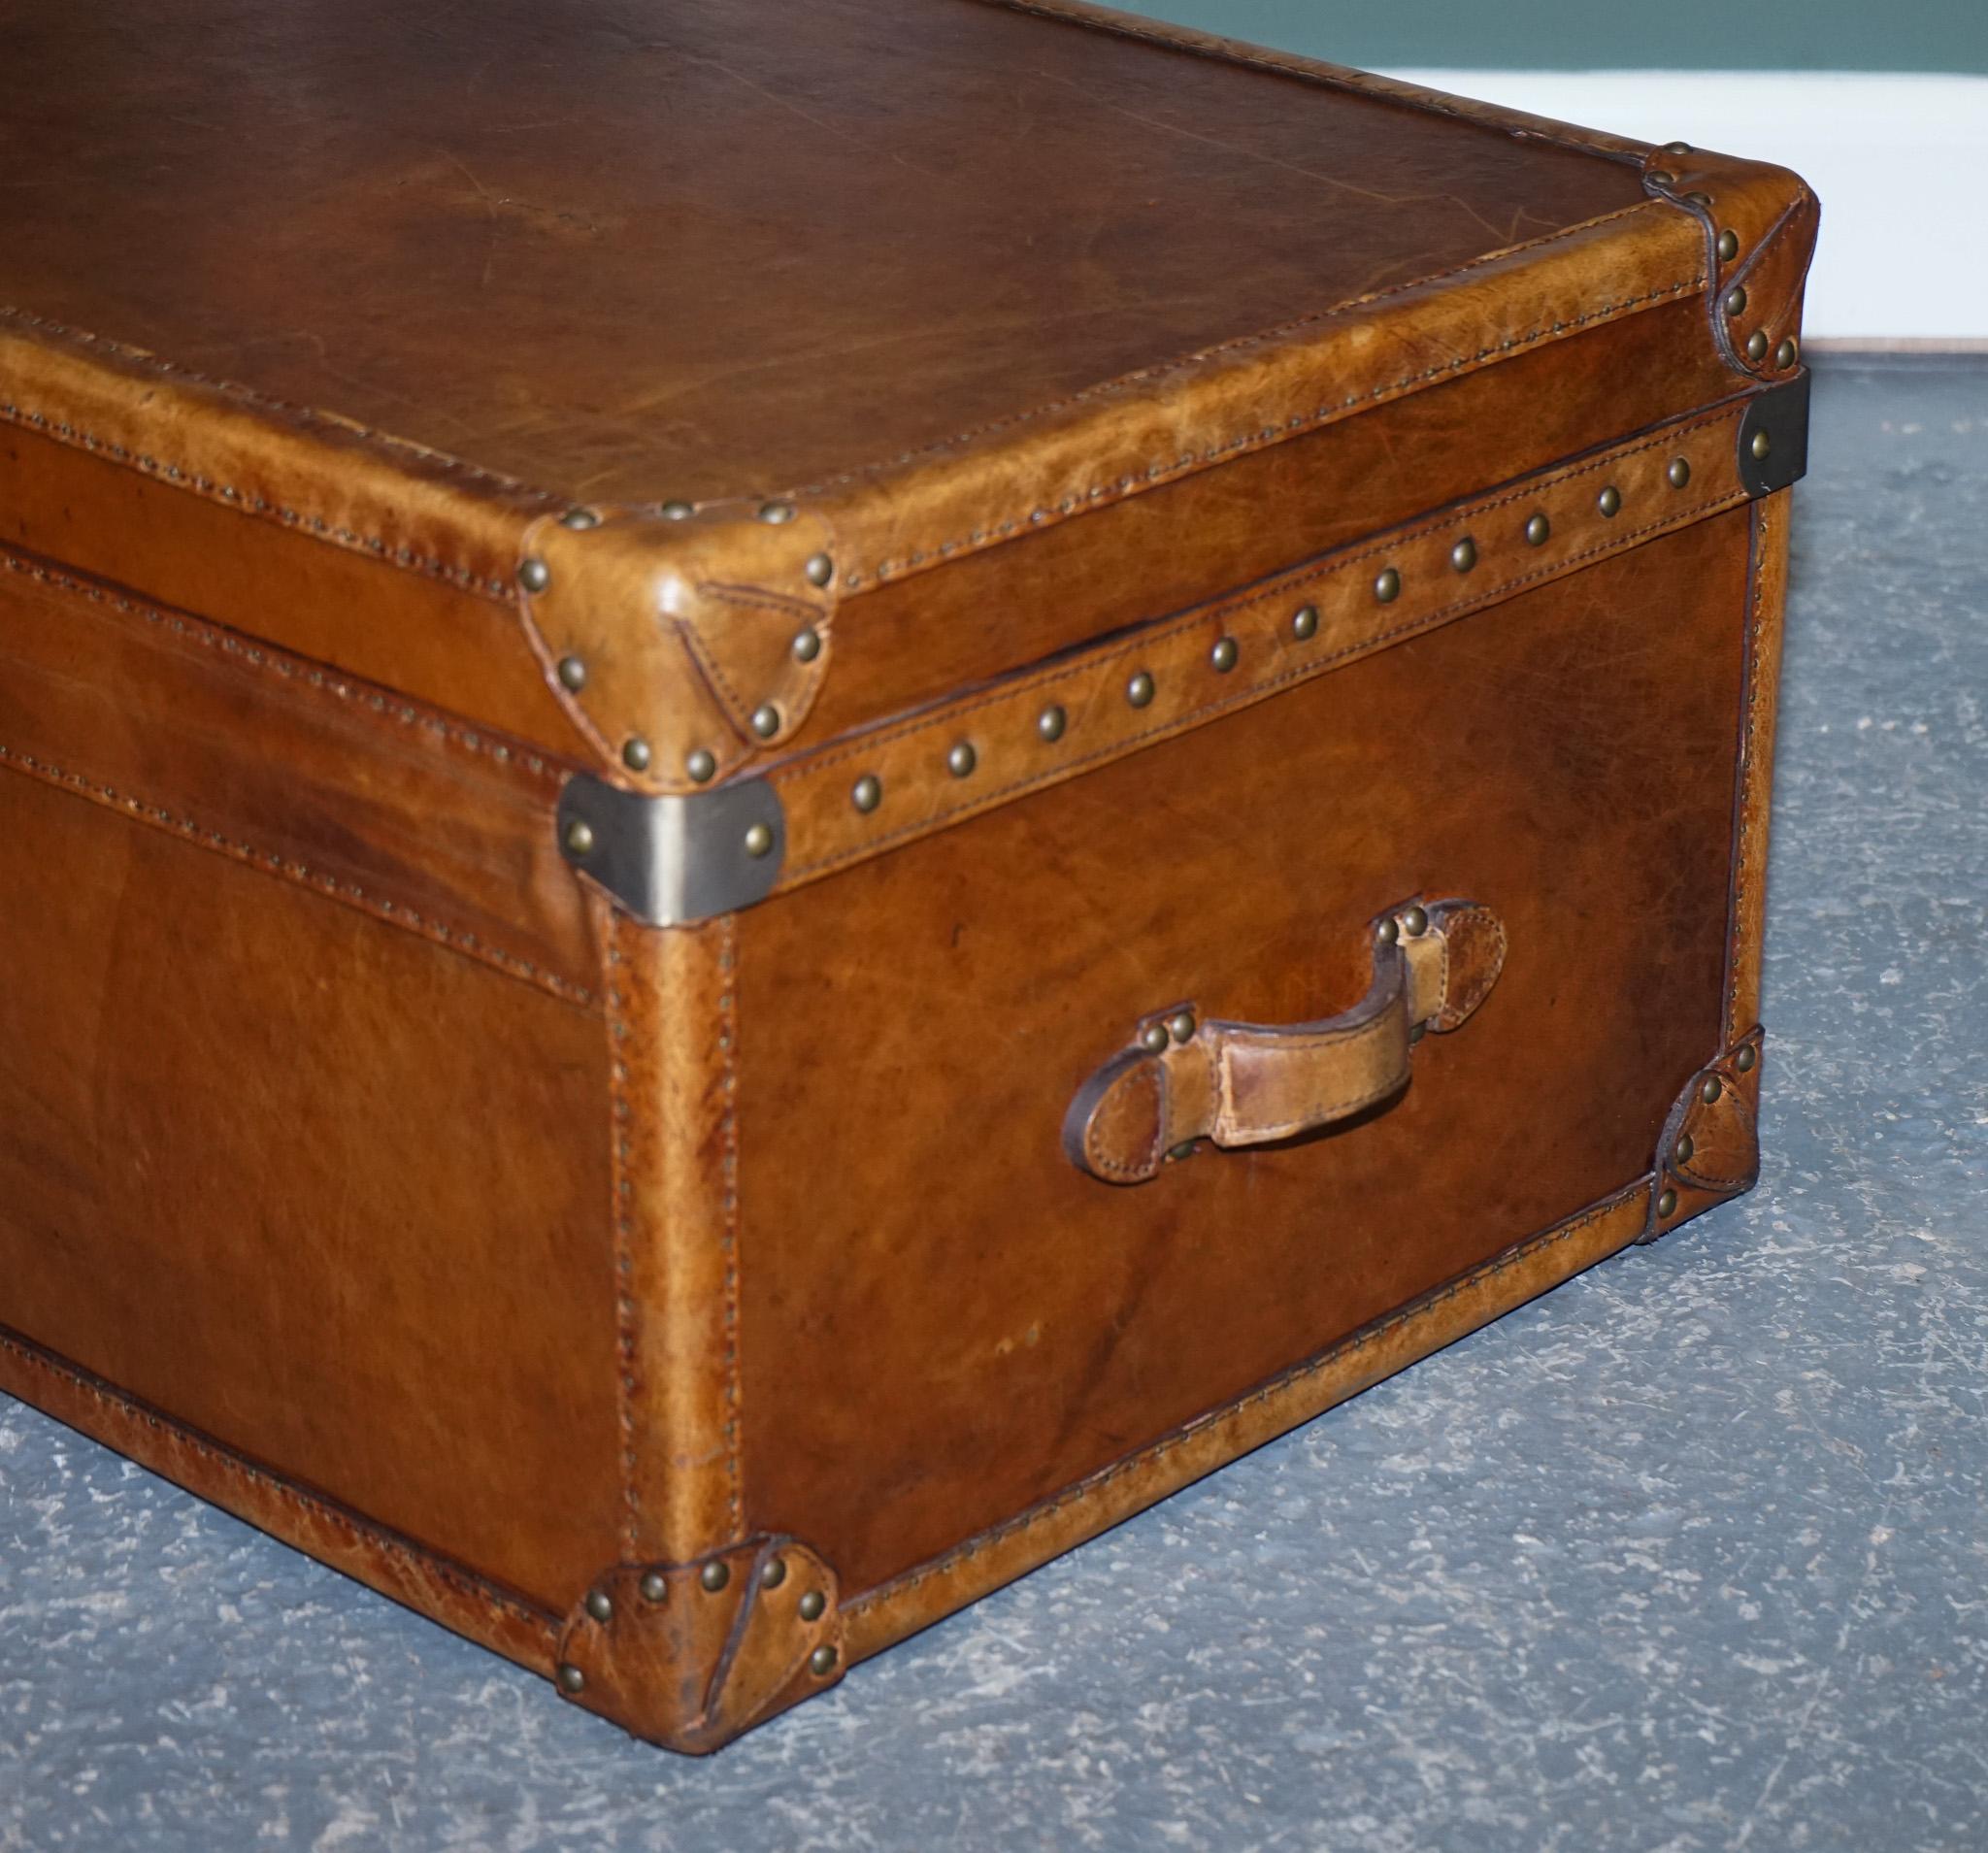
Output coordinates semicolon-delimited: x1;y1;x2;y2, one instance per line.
1737;371;1810;498
556;773;785;925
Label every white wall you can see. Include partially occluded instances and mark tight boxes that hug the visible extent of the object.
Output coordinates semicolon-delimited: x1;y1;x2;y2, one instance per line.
1387;72;1988;344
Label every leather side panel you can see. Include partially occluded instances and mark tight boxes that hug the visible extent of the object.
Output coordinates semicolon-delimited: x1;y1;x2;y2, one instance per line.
0;546;598;1002
735;509;1752;1597
0;772;621;1611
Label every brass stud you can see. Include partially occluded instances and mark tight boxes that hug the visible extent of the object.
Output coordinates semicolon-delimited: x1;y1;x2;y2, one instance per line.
1292;604;1319;640
791;626;822;663
584;1589;613;1624
660;500;696;521
851;773;882;813
1168;1141;1197;1162
1675;1134;1696;1166
804;551;834;587
1524;513;1551;547
1657;1188;1678;1218
1375;917;1400;945
1774;337;1799;370
760;1557;788;1591
1647;169;1675;188
562;818;596;859
559;507;601;530
1751;430;1773;461
798;1590;827;1623
556;654;587;692
947;741;977;778
621;737;652;773
1140;1023;1170;1054
1668;457;1692;489
1398;904;1429;937
1701;1075;1724;1105
1736;1043;1758;1073
686;748;717;784
1038;704;1067;743
1210;636;1239;673
1168;1010;1196;1044
809;1645;840;1677
1450;537;1477;574
639;1570;668;1604
1746;329;1770;363
556;1663;586;1695
1717;229;1740;263
750;703;781;739
758;500;796;525
1126;671;1155;709
700;1560;732;1593
1374;567;1402;604
1724;285;1748;317
1684;190;1711;209
1598;486;1622;518
518;556;551;593
1663;140;1692;155
743;822;774;859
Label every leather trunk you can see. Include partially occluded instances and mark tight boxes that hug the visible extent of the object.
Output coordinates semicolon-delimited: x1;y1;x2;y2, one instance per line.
0;0;1817;1752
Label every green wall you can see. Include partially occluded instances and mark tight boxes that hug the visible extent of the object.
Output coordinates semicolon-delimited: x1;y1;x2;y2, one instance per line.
1116;1;1988;73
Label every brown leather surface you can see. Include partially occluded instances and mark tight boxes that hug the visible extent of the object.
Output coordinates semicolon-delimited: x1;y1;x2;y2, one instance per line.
0;767;621;1611
762;400;1753;891
0;545;597;1002
0;1;1815;1752
736;507;1753;1597
0;0;1646;508
1728;496;1792;1042
0;1327;563;1675
1067;900;1507;1183
843;1180;1650;1662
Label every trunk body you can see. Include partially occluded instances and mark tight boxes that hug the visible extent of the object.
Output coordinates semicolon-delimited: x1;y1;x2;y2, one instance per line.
0;0;1815;1751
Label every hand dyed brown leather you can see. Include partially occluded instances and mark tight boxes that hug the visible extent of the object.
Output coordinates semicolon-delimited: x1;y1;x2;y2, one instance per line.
0;0;1815;1753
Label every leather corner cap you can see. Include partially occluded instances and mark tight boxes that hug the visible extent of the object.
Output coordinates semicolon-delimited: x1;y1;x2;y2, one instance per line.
1640;1026;1764;1243
1066;898;1506;1185
1641;145;1817;382
516;502;839;793
552;1537;844;1753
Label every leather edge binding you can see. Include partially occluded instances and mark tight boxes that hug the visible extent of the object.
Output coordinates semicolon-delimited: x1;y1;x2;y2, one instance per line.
0;1324;562;1675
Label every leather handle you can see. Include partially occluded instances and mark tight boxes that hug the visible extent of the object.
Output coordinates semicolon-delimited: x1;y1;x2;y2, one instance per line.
1063;898;1507;1185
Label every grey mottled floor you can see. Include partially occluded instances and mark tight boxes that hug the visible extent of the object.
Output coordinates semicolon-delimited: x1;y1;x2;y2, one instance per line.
4;360;1985;1852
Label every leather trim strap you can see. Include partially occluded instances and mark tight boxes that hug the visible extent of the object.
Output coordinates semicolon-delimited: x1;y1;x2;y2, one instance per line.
0;1324;562;1674
763;398;1756;898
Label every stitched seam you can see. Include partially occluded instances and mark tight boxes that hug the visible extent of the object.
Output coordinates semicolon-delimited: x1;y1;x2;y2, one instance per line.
606;927;642;1559
0;549;568;787
0;307;552;598
793;406;1740;784
800;202;1662;501
847;1182;1646;1612
1086;1062;1164;1180
837;268;1701;586
0;744;593;1008
779;437;1747;883
1727;499;1773;1037
0;1327;555;1635
718;915;744;1537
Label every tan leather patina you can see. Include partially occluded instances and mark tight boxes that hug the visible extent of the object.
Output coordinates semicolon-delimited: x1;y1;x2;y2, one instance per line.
1068;901;1508;1183
0;0;1814;1753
